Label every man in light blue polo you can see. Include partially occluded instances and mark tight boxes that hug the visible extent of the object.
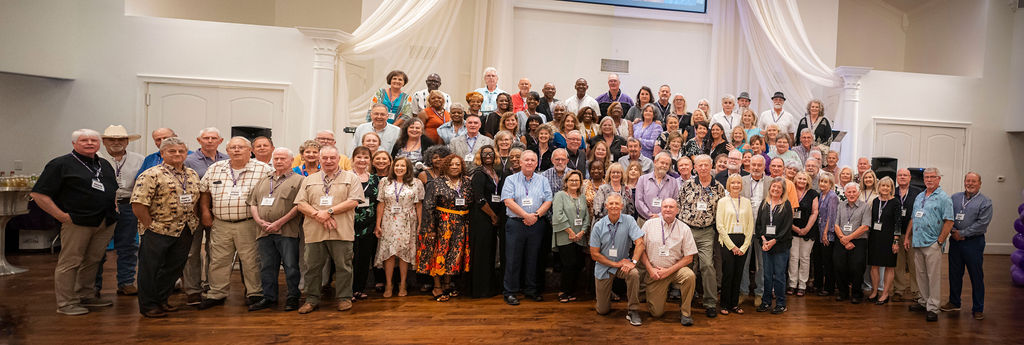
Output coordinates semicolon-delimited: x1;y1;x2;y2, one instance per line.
943;172;991;320
501;150;552;306
590;193;646;326
904;167;953;322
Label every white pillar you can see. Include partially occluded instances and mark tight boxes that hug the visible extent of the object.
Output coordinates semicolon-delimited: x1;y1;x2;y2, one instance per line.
298;27;349;138
834;66;872;167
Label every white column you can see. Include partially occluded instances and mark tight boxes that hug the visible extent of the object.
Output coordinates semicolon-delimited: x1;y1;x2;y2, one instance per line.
298;27;350;138
834;66;872;167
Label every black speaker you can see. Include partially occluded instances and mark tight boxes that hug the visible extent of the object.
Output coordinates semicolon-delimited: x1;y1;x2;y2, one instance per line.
231;126;272;142
907;167;926;190
871;157;898;183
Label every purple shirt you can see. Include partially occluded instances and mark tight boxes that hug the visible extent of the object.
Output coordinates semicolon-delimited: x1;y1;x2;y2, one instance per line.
595;90;634;107
634;172;679;220
632;122;663;158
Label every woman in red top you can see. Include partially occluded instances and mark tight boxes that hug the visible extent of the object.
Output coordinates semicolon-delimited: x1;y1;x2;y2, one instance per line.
420;90;450;144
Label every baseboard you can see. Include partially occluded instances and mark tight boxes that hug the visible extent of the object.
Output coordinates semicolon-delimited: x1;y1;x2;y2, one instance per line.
986;243;1015;255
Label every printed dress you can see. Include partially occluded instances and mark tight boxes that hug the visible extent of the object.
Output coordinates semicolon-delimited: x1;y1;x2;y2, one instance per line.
417;176;473;276
374;177;425;266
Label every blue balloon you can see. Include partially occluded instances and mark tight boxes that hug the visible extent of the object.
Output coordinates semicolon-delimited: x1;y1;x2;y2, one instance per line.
1013;265;1024;286
1016;234;1024;250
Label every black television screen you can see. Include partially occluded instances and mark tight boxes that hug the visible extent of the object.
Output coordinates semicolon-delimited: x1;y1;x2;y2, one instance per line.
561;0;707;13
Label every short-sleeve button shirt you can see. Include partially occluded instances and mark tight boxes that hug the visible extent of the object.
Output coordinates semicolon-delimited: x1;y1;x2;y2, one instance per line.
130;163;200;237
677;176;725;228
294;170;366;243
643;218;697;269
912;187;954;248
199;159;272;221
837;200;872;239
246;172;304;238
590;214;645;279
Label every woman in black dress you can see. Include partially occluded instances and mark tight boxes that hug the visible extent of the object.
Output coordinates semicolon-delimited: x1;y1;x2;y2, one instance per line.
467;145;502;298
788;172;819;296
350;146;381;300
867;176;900;305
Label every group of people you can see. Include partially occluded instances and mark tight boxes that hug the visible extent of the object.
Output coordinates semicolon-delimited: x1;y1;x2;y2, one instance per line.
30;68;990;327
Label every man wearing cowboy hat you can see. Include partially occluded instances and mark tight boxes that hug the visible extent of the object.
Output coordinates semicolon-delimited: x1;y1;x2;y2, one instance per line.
758;92;797;144
96;125;145;296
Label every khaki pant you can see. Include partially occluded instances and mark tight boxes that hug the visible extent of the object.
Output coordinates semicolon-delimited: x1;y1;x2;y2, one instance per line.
204;219;262;300
595;268;641;314
893;234;920;298
646;267;696;318
56;221;114;308
181;226;211;295
691;225;719;308
303;240;354;306
914;242;942;313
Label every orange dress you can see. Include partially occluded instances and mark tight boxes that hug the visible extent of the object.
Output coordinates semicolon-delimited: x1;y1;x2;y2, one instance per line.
423;108;449;145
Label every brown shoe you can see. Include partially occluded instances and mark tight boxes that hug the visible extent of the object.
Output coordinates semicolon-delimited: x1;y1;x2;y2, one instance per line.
298;303;317;314
117;285;139;296
337;300;352;311
142;309;167;318
186;293;202;306
974;312;985;320
160;302;178;312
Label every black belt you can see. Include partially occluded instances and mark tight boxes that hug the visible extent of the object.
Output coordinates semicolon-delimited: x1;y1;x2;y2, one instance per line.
117;198;131;204
220;218;252;223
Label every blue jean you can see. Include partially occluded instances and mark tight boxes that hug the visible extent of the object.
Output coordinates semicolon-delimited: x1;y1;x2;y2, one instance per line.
258;234;301;302
948;235;985;312
503;218;544;297
96;204;139;290
762;250;789;307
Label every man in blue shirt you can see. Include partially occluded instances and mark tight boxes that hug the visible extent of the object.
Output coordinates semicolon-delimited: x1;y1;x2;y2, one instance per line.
904;167;954;322
942;172;991;320
500;150;552;306
475;67;505;113
590;193;646;326
181;127;228;305
136;128;177;178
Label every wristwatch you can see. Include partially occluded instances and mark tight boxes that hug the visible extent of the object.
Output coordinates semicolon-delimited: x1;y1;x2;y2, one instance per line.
327;207;334;215
631;259;638;265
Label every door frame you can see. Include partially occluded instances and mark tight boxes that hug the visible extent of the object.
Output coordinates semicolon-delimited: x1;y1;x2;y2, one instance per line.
134;74;290;153
872;116;972;177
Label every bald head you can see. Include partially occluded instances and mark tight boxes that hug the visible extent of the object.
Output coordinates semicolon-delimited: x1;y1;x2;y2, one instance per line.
151;128;175;148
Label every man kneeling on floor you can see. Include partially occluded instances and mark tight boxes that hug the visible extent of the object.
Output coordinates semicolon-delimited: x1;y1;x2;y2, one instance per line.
641;198;697;326
590;194;645;326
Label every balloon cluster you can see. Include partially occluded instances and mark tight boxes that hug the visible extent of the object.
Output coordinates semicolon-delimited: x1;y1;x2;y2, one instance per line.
1012;194;1024;286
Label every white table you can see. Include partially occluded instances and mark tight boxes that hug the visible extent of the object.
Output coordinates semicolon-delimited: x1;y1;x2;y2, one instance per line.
0;187;31;276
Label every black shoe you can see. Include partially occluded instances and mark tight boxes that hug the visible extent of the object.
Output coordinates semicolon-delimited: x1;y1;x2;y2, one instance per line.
756;303;771;312
284;297;300;311
141;308;167;318
771;305;787;314
818;290;832;296
909;303;927;312
926;311;938;322
851;297;862;304
526;294;543;302
248;298;274;311
705;307;718;318
197;298;225;310
835;295;847;302
504;295;520;306
246;296;262;306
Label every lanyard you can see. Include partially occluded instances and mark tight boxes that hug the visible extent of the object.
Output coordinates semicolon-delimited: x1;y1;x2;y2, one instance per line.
877;198;889;220
322;171;338;195
773;110;783;123
114;156;127;178
961;194;974;210
228;166;244;187
468;135;478;152
268;172;292;196
750;178;761;197
571;193;583;219
733;197;742;224
168;164;188;192
608;222;620;246
393;181;405;204
69;152;101;179
769;201;780;224
661;219;675;246
431;108;446;124
522;174;533;198
845;202;857;225
449;178;461;194
899;188;910;205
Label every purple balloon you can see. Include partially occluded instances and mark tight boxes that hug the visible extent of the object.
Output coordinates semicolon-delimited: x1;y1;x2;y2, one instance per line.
1013;266;1024;286
1014;250;1024;266
1017;219;1024;235
1018;202;1024;216
1016;234;1024;250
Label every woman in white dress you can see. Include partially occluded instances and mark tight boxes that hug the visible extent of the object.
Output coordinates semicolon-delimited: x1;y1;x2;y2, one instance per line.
374;157;425;297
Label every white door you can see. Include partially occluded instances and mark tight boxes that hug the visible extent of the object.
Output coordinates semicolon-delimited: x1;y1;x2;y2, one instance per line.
874;123;966;193
146;83;285;154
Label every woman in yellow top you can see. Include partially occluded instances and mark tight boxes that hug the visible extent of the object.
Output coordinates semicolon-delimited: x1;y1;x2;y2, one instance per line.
715;173;755;315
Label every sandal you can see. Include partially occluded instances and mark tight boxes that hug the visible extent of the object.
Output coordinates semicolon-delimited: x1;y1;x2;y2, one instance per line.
611;292;622;302
448;289;460;298
558;293;569;303
374;284;385;293
397;287;408;297
568;295;578;302
354;292;369;300
732;307;745;315
434;293;450;302
720;309;730;315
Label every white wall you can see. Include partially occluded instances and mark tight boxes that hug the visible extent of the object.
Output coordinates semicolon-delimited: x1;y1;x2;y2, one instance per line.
1006;9;1024;131
0;0;315;173
904;1;987;76
511;5;712;103
837;0;906;71
853;0;1021;254
797;0;839;67
0;0;78;79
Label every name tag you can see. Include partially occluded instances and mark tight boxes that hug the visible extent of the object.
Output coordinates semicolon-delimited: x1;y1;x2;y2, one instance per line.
658;246;670;257
260;197;275;206
464;154;474;162
901;208;907;217
179;193;194;204
91;179;105;191
793;210;802;219
766;225;776;235
358;199;370;207
873;222;882;231
732;224;743;234
651;198;662;207
696;202;709;211
521;198;534;207
491;194;501;202
228;187;242;198
955;213;965;221
608;248;618;257
455;198;466;206
843;224;853;235
915;210;924;218
574;218;583;226
391;206;402;213
319;196;334;206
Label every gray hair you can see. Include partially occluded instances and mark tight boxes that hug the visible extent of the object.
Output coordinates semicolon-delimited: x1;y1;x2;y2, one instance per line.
566;130;582;139
159;137;187;150
721;94;736;104
750;154;766;165
551;148;568;159
229;136;251;147
844;182;859;191
785;161;803;170
483;66;498;75
693;154;713;165
806;157;821;166
923;167;941;176
819;171;835;184
319;145;339;156
605;193;623;205
449;103;465;112
654;151;673;163
370;103;389;113
198;127;221;137
800;128;814;137
272;147;293;156
71;129;101;142
316;129;335;137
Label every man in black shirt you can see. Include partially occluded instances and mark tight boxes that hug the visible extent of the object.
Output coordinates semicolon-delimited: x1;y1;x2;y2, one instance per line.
31;129;119;316
893;168;923;302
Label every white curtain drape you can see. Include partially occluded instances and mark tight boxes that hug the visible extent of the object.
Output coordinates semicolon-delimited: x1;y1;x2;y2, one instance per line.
710;0;838;124
334;0;463;126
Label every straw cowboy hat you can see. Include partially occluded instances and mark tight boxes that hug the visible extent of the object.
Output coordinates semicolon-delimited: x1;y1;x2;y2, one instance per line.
101;125;142;141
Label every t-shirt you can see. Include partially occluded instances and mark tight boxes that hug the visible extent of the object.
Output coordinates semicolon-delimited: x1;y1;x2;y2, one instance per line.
642;218;697;269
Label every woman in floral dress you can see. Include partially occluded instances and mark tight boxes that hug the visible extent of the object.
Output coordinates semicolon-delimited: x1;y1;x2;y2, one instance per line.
418;154;473;301
374;157;424;298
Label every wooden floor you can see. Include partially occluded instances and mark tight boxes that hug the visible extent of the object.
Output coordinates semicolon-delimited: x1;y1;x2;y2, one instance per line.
0;252;1022;344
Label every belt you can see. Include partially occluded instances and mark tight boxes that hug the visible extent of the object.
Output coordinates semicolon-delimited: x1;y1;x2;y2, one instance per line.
436;207;468;215
219;218;252;223
117;198;131;204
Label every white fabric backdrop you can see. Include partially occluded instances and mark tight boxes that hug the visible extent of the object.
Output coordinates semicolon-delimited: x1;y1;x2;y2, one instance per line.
710;0;838;125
